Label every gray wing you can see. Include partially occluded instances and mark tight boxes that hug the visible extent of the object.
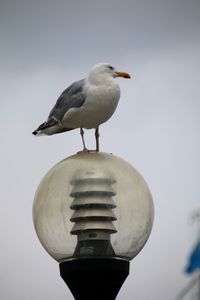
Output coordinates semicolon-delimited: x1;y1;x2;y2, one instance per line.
33;79;87;134
49;78;86;121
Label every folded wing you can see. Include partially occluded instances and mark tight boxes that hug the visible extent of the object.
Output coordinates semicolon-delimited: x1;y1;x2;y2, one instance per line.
33;79;87;135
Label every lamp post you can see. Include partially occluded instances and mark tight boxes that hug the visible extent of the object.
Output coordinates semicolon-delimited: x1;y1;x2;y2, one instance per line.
33;152;154;299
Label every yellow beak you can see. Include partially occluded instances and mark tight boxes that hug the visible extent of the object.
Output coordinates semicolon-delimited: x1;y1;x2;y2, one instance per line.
116;71;131;79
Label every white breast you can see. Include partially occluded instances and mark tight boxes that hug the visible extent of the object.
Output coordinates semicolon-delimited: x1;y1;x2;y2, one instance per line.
63;81;120;129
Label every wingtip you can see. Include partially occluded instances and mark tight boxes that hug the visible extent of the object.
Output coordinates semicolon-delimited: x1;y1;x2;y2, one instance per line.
32;130;38;135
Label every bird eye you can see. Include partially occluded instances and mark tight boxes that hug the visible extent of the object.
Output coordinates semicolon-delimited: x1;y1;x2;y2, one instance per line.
107;65;114;70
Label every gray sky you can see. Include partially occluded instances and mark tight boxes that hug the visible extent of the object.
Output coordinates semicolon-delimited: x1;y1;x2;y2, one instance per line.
1;0;200;299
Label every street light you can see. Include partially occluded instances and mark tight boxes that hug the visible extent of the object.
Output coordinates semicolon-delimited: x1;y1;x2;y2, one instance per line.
33;152;154;299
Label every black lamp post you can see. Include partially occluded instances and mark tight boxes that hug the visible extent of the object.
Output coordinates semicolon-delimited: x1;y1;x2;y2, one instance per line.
33;152;154;299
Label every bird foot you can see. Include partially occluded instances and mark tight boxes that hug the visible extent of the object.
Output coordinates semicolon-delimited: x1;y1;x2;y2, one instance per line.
77;148;99;155
77;148;90;155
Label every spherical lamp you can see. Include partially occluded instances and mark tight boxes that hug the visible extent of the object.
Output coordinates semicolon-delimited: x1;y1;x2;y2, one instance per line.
33;152;154;299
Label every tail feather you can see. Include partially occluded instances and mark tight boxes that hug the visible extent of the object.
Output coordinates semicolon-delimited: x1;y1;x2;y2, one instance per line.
32;118;58;135
32;118;75;136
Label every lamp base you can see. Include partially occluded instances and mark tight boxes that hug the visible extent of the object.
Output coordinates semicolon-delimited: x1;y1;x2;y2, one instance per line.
59;258;130;300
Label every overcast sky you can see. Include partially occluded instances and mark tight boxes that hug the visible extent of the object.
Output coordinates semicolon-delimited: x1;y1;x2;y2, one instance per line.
1;0;200;299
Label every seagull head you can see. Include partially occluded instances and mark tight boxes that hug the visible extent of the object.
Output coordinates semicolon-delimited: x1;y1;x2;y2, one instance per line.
88;63;131;84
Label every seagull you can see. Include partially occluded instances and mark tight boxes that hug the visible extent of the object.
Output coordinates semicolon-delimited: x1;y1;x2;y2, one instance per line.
32;63;131;151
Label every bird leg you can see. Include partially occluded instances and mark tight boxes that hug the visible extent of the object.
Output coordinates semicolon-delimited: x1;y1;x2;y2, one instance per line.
80;127;88;151
95;127;100;152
